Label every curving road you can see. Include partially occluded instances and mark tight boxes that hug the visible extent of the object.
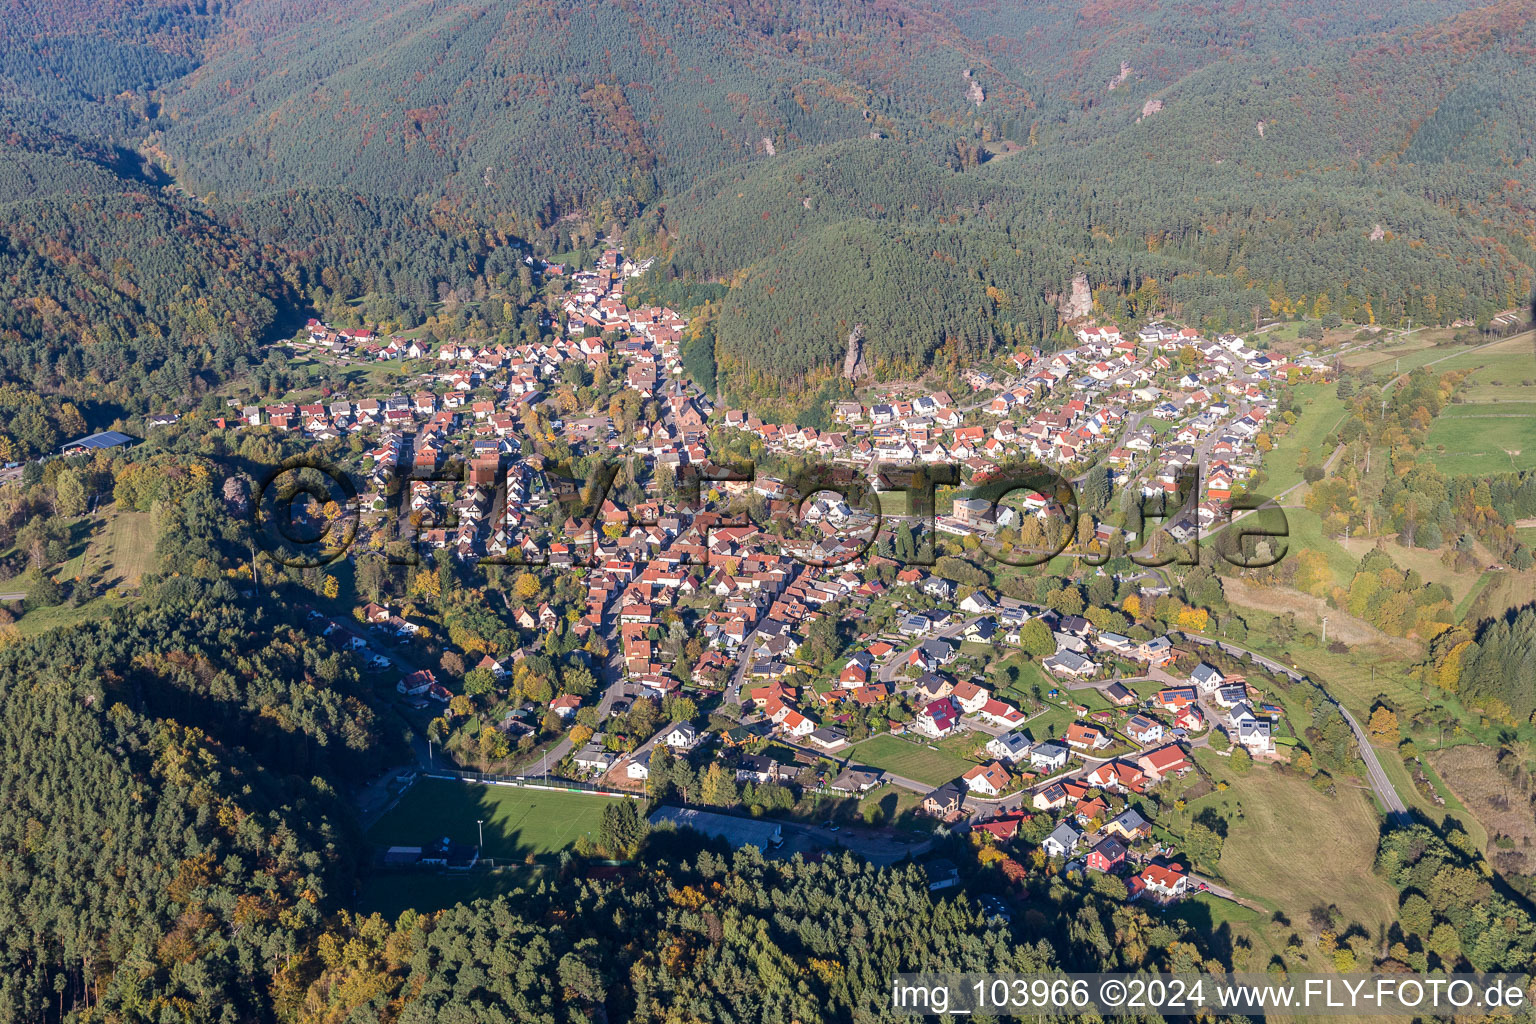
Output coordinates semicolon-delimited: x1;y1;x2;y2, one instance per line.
1177;632;1411;825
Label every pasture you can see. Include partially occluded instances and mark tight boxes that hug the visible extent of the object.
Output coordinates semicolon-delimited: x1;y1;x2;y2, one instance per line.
1176;752;1401;942
1423;414;1536;476
1262;384;1347;494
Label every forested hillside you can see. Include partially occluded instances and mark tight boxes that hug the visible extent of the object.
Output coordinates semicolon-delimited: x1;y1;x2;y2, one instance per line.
0;590;364;1022
2;0;1535;412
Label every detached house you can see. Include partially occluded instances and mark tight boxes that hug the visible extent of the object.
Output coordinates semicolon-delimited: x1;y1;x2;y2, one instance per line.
916;697;961;738
1134;860;1189;903
1065;721;1112;751
1041;821;1083;858
1087;836;1128;873
962;761;1012;797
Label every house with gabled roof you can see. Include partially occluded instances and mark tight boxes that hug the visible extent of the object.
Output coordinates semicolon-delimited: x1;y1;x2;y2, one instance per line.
986;731;1032;763
963;761;1012;797
1191;663;1225;692
1065;721;1112;751
1135;860;1189;903
1086;759;1148;794
1137;744;1191;781
1105;806;1152;841
916;697;961;738
1041;820;1082;858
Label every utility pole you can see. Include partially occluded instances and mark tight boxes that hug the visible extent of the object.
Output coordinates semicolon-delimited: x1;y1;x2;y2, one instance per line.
1321;616;1329;647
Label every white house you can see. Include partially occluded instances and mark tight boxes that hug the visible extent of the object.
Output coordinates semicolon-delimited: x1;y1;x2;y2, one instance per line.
1190;663;1225;692
963;761;1011;797
662;722;699;749
986;731;1032;763
1041;821;1082;858
1029;742;1070;772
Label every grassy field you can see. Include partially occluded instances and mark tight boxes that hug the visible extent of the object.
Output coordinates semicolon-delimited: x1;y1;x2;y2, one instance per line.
1339;330;1479;374
1425;332;1535;379
1424;415;1536;476
1337;532;1483;608
1282;508;1358;587
852;734;976;786
1263;384;1348;494
47;511;157;589
368;779;619;859
991;654;1053;701
81;512;158;587
1176;752;1401;936
1418;334;1536;474
1021;703;1078;744
858;783;929;826
1376;747;1485;849
1453;568;1536;624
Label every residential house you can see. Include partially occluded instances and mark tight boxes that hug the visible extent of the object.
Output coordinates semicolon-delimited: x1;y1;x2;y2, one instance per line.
916;697;961;738
986;731;1032;763
1065;721;1112;751
962;761;1012;797
922;782;967;819
1041;821;1083;858
1137;744;1191;781
1105;807;1153;842
1043;649;1097;678
1104;681;1138;706
1086;760;1148;793
1087;836;1128;873
1135;860;1189;903
1029;742;1070;772
1215;682;1249;708
1125;715;1166;745
1190;663;1225;692
1133;636;1176;667
662;722;699;749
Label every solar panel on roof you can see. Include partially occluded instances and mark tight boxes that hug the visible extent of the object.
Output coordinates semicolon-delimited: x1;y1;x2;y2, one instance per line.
62;431;134;451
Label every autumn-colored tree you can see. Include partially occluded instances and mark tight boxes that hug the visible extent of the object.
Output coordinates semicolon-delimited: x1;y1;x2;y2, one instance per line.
513;572;541;601
410;569;441;600
1293;549;1333;597
1176;607;1210;633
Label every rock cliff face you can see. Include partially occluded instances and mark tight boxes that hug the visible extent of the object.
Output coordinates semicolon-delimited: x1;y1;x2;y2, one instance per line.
1056;273;1092;320
842;323;870;380
963;69;985;106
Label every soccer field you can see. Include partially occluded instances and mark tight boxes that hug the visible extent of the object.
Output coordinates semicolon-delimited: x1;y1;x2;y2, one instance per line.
368;778;623;858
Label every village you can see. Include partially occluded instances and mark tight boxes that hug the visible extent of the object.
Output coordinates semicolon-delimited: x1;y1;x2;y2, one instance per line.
234;242;1340;908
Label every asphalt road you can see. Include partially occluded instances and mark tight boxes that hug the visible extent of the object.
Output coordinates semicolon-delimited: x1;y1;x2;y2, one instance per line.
1181;632;1412;824
1336;704;1412;824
